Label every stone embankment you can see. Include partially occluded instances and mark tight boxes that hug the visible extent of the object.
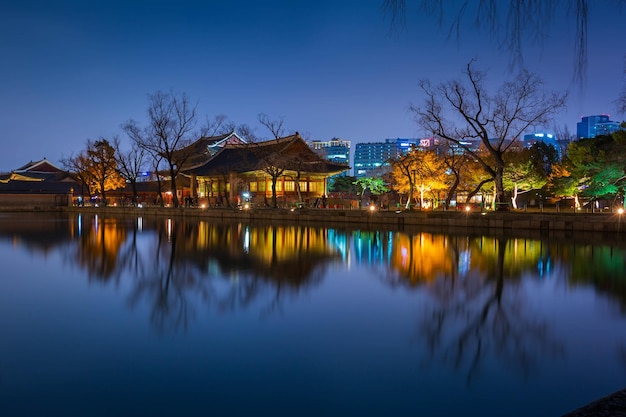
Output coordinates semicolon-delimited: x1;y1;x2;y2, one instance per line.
561;388;626;416
46;205;626;236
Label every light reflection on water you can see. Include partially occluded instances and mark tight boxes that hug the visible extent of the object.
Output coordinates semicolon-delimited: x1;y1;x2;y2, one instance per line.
0;212;625;417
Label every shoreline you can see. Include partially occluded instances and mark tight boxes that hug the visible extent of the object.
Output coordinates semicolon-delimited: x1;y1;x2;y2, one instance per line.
4;205;625;241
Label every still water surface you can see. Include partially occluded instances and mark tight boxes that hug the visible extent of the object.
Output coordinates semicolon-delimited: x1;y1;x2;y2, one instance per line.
1;212;626;416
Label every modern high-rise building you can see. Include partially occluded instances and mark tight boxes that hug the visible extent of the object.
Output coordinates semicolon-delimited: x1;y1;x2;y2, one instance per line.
523;132;565;159
353;138;420;178
309;138;351;176
576;115;622;139
309;138;350;163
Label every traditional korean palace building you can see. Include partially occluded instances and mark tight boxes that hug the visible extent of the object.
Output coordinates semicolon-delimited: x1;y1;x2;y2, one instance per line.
180;132;349;207
0;158;77;207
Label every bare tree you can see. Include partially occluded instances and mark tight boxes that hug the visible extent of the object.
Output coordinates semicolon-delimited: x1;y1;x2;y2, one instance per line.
618;56;626;114
412;61;567;209
260;153;286;208
150;153;165;207
123;90;198;207
234;123;259;143
258;113;286;139
60;151;91;203
381;0;626;86
553;123;577;158
200;114;230;137
114;136;145;206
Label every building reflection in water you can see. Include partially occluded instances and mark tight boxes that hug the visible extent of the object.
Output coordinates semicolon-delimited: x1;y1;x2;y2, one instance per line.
2;213;626;328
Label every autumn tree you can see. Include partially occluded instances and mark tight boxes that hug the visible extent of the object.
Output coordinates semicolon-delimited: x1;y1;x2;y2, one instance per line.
123;90;198;207
412;61;567;209
546;158;581;209
60;151;91;202
391;146;446;209
84;139;126;205
433;143;473;208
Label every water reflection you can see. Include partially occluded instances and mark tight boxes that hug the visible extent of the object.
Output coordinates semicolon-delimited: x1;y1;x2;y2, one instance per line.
416;237;565;385
3;213;626;321
3;213;626;415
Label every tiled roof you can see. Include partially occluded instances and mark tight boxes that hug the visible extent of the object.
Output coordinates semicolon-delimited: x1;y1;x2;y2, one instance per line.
172;131;246;169
0;170;78;194
14;158;64;173
185;133;349;176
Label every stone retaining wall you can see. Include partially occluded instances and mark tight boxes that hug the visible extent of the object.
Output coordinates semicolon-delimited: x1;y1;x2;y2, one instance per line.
55;206;626;235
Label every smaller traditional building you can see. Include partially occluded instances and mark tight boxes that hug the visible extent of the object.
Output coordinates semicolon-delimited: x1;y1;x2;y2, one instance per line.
0;158;78;207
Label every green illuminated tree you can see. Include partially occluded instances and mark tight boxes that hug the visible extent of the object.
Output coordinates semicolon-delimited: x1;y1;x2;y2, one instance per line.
329;175;359;195
353;177;388;207
503;147;548;209
553;133;626;208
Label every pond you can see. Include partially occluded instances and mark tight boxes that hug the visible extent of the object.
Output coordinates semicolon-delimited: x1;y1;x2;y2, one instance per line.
1;211;625;417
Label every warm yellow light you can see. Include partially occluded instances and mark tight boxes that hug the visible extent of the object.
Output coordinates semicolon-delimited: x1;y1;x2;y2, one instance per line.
465;205;471;212
201;204;206;209
369;205;376;212
618;208;624;215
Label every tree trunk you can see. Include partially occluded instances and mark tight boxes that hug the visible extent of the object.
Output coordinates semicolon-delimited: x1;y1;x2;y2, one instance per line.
446;174;460;208
511;183;519;209
169;165;179;207
295;172;303;203
130;180;138;205
100;180;107;206
494;157;507;210
271;177;278;208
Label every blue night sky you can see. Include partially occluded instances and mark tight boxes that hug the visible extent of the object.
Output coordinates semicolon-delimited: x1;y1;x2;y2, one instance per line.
0;0;624;171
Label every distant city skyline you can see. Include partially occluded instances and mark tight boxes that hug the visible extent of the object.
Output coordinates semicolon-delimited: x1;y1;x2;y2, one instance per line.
1;0;625;172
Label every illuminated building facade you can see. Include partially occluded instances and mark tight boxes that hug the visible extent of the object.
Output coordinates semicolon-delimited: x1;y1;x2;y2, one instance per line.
309;138;351;177
576;114;622;139
353;138;420;178
184;133;349;206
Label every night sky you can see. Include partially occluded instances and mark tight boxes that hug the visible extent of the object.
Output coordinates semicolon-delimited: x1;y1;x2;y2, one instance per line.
1;0;624;171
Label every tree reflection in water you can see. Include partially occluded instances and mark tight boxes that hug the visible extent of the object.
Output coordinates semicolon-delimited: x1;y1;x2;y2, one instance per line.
403;236;566;385
358;231;572;384
111;218;340;333
6;212;626;361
